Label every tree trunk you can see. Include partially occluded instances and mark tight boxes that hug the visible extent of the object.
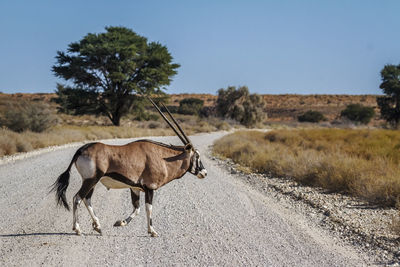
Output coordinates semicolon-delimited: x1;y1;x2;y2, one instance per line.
111;115;121;126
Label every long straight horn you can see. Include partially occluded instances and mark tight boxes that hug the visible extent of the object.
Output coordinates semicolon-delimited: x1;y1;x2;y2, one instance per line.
160;103;191;145
147;97;187;145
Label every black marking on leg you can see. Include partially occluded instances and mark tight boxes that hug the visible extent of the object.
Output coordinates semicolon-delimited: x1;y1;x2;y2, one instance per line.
85;188;94;199
149;218;153;226
78;179;98;199
105;172;144;190
130;189;140;209
144;187;154;205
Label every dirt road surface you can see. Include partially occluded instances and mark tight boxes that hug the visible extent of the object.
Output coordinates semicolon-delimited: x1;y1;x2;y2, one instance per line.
0;133;369;266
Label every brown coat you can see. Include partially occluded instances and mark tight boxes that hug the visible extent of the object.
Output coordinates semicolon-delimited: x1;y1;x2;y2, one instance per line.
80;140;192;190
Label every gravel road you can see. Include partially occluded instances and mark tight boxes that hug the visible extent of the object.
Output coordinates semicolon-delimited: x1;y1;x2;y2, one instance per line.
0;132;369;266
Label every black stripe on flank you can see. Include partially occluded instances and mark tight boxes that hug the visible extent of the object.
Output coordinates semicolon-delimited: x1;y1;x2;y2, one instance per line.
104;172;144;190
134;139;185;151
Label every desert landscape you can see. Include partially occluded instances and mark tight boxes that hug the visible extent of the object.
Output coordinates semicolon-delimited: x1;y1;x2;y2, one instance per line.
1;1;400;265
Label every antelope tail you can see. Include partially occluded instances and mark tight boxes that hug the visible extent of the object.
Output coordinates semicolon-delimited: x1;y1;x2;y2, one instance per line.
51;143;96;211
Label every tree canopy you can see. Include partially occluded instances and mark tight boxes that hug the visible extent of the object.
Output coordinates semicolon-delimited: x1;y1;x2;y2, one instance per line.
53;26;180;125
377;64;400;128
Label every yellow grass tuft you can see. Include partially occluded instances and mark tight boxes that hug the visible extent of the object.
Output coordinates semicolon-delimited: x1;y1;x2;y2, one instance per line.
213;129;400;207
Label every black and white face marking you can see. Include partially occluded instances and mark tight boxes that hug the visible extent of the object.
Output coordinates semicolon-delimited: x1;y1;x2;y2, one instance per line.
190;150;207;179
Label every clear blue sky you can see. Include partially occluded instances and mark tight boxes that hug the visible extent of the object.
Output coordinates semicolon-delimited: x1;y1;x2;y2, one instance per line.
0;0;399;95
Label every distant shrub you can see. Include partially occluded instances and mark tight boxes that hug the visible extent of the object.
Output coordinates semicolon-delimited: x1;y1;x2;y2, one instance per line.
199;106;217;118
216;86;265;127
148;121;162;129
341;104;375;124
0;100;57;132
163;105;179;114
178;98;204;115
298;110;325;123
216;121;231;131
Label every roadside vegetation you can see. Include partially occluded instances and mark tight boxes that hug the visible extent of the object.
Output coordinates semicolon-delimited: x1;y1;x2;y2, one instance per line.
0;115;231;157
0;100;58;132
213;129;400;208
0;94;233;157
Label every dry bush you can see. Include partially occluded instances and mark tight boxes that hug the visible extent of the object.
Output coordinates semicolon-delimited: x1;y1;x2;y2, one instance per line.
213;129;400;207
216;86;265;127
147;121;162;129
177;98;204;115
0;101;57;132
168;114;231;134
298;110;326;123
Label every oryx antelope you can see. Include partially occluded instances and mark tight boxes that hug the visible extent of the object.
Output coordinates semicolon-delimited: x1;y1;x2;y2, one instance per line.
51;98;207;236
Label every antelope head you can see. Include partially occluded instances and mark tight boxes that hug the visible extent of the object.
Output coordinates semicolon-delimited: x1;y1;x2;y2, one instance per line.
188;145;207;179
148;97;207;179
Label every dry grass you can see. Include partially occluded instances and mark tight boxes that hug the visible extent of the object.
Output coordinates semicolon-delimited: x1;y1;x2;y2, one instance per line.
213;129;400;207
0;113;233;158
0;125;174;157
0;92;238;157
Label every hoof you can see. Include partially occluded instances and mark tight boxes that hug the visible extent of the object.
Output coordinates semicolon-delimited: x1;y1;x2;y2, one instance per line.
73;227;82;236
113;220;127;227
149;231;158;237
94;228;102;235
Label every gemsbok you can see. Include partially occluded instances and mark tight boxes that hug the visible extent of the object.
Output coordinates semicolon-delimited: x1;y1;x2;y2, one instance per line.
51;97;207;236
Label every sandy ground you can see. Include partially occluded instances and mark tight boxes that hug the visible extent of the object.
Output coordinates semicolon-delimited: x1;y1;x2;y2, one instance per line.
0;133;369;266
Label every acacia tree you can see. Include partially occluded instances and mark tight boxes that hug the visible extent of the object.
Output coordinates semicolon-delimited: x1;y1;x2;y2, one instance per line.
377;64;400;128
53;26;179;126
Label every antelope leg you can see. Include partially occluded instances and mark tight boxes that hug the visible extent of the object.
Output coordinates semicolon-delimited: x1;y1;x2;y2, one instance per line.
114;189;141;227
72;178;98;235
82;188;102;234
145;188;158;237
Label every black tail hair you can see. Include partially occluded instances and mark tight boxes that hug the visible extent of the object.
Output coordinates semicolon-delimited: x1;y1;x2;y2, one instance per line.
52;169;72;210
50;143;97;211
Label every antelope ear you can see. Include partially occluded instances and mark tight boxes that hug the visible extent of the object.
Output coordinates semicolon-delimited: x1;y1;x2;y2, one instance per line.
184;143;193;151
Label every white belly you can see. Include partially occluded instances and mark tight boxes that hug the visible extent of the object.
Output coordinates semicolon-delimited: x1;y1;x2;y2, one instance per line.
100;177;144;191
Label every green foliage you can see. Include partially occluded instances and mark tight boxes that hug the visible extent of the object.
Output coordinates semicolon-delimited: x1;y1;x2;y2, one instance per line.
164;105;179;113
199;106;216;118
178;98;204;115
52;26;180;126
54;84;100;115
341;104;375;124
298;110;325;123
0;100;57;132
216;86;265;127
377;64;400;128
